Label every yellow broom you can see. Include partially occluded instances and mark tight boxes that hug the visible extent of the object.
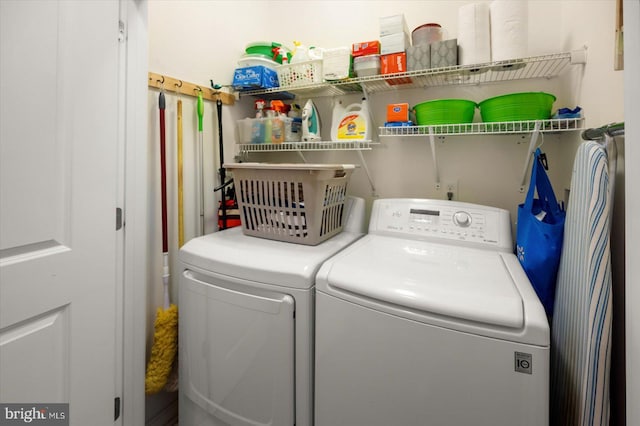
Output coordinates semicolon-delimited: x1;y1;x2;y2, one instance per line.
145;91;178;394
162;92;184;393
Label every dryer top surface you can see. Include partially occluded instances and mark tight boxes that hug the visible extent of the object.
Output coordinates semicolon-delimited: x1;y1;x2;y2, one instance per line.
180;227;363;289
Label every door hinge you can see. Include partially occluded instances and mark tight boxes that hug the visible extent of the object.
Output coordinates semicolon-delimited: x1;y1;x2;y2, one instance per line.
114;397;121;421
116;207;123;230
118;20;125;43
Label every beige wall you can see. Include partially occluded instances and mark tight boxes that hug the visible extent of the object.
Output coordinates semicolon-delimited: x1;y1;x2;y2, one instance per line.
147;0;623;299
145;0;626;422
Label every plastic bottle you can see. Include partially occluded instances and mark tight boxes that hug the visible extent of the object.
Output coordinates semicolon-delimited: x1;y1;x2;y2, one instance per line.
271;113;284;144
251;118;264;144
331;98;371;142
251;99;266;144
264;108;274;144
254;99;266;118
290;41;309;64
270;101;287;143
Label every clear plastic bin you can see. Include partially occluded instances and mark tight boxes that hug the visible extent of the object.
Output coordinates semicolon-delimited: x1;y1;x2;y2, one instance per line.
224;163;356;245
237;117;302;144
236;117;287;144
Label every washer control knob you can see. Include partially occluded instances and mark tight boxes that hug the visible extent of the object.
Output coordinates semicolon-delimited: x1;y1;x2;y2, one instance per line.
453;211;472;227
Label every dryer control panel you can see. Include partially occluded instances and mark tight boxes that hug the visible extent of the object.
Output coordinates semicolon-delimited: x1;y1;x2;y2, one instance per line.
369;198;513;252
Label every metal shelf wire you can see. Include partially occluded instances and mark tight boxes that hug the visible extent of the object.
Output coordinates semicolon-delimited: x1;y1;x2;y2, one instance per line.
237;140;376;153
379;118;585;137
238;51;580;98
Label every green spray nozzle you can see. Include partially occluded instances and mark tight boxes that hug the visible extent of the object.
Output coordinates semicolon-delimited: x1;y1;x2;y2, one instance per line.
197;91;204;132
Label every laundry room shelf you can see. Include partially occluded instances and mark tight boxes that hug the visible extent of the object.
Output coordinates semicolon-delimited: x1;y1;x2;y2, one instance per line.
238;50;584;98
237;140;376;153
378;118;585;137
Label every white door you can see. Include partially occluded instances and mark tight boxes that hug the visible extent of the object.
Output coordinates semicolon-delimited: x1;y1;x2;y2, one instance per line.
0;1;121;424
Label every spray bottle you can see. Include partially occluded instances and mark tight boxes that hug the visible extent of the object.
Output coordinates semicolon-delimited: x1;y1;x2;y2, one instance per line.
251;99;266;144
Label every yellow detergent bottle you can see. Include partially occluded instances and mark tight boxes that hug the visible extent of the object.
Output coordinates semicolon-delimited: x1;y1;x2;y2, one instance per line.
331;98;371;142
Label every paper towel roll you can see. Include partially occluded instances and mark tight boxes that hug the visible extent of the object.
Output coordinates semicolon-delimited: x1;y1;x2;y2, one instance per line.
490;0;528;61
458;3;491;66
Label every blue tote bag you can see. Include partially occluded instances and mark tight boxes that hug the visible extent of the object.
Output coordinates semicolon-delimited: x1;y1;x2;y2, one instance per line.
516;148;566;317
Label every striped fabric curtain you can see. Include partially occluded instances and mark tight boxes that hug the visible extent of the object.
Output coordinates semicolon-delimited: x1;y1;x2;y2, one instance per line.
550;141;612;426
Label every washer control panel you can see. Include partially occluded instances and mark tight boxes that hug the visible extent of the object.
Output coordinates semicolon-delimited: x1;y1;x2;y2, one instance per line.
370;198;512;251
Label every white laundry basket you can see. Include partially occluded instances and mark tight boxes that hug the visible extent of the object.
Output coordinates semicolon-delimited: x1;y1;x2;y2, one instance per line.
224;163;356;245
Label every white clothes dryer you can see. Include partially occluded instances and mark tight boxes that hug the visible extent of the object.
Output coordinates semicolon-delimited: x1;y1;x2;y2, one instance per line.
315;198;550;426
178;197;365;426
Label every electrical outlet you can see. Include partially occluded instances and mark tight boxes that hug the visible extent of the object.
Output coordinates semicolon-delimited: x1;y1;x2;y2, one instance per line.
444;181;458;200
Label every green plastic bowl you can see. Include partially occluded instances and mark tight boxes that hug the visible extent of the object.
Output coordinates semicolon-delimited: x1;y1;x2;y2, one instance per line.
413;99;477;125
479;92;556;122
245;42;291;64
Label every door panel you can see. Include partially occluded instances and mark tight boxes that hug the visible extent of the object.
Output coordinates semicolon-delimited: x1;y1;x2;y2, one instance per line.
180;270;295;426
0;1;120;423
0;307;69;402
0;0;65;251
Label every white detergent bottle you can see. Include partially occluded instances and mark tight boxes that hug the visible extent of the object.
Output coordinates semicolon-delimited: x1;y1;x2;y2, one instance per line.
331;98;371;142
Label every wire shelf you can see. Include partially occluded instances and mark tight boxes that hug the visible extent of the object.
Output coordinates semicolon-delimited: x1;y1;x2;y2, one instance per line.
238;51;579;98
379;118;585;137
237;141;375;153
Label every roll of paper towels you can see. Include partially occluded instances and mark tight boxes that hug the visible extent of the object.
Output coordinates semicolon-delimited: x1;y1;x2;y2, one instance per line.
490;0;528;61
458;3;491;65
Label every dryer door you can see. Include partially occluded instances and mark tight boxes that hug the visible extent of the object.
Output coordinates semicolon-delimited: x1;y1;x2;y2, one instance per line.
179;269;295;426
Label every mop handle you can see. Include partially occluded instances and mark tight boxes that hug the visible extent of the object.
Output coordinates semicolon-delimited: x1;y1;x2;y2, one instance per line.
159;92;168;253
197;91;205;235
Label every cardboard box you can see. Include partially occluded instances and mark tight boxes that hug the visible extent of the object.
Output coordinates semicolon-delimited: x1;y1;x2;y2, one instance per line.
352;40;380;57
381;52;407;74
380;32;411;55
387;103;410;122
431;39;458;68
232;65;279;90
381;53;412;85
407;44;431;71
379;14;409;37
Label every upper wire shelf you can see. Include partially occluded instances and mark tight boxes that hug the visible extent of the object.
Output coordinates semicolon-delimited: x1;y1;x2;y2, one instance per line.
238;51;583;98
379;118;585;137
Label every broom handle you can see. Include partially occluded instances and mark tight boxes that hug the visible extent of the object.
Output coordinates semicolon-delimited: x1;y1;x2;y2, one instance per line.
159;92;168;253
159;92;170;309
177;99;184;247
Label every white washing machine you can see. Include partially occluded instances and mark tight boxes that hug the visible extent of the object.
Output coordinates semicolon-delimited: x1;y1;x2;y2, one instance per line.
178;197;365;426
315;198;550;426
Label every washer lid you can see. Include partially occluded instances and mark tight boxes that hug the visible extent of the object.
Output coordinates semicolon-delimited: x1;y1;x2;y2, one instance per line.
179;227;363;289
323;235;524;328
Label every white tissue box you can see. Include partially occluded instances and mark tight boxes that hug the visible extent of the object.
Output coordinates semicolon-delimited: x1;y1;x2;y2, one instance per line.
381;32;411;55
379;14;409;37
323;47;352;80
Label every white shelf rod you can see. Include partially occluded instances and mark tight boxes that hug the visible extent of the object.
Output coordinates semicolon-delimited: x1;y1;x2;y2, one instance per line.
356;150;376;196
519;120;543;192
428;127;440;189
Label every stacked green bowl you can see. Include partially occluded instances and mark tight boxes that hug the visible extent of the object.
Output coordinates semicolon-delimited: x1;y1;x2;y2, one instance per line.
413;99;477;125
479;92;556;122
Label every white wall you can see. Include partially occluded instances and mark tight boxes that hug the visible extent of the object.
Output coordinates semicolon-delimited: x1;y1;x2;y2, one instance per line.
146;0;628;423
